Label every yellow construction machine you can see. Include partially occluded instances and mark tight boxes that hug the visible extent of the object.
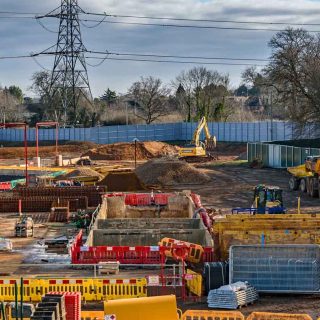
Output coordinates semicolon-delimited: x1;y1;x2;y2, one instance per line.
179;117;217;161
288;155;320;197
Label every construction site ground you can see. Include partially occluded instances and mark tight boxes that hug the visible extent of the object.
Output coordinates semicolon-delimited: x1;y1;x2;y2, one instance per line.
0;141;319;317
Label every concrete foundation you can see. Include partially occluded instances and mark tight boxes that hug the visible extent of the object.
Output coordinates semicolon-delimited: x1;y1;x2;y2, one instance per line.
87;195;213;247
89;217;212;247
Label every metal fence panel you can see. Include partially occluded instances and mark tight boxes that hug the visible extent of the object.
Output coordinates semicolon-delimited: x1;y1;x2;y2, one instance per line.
248;143;320;168
0;121;314;144
230;245;320;293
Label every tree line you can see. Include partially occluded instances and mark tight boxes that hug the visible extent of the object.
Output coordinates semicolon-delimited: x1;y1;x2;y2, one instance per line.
0;28;319;128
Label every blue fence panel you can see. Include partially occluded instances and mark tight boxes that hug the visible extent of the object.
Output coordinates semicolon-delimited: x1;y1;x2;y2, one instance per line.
0;121;300;144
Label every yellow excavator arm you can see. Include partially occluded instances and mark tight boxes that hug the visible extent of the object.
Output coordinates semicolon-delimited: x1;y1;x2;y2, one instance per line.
192;116;216;150
179;116;217;159
192;117;207;147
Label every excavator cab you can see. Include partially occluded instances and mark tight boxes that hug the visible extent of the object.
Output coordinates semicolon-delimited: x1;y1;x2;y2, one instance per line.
179;116;217;161
253;185;285;214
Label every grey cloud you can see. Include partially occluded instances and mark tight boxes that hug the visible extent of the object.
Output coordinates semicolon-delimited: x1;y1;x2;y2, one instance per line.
0;0;320;96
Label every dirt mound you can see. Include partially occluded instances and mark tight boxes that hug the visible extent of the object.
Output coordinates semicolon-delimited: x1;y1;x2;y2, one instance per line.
63;167;103;179
82;142;178;161
135;158;210;186
98;171;145;192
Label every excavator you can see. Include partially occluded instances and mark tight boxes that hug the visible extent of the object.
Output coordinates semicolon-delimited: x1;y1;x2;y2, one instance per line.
178;117;217;162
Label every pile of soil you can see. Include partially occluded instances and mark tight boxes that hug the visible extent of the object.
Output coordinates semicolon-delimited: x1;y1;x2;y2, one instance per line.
82;142;179;161
135;158;210;186
98;171;145;192
63;167;103;179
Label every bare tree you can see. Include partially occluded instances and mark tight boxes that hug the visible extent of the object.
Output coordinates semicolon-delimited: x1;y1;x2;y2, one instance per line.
0;88;22;122
30;71;97;126
129;76;170;124
264;28;320;128
173;67;230;121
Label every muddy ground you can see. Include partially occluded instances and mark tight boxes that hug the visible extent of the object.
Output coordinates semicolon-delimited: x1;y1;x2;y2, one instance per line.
0;142;320;317
184;163;320;214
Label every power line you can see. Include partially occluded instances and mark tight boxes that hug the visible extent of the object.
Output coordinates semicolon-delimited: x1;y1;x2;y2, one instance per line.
0;48;271;62
85;56;266;67
87;50;269;61
63;18;320;33
0;53;267;66
3;10;320;27
85;12;320;27
36;18;58;33
1;12;320;32
0;54;36;60
0;16;37;20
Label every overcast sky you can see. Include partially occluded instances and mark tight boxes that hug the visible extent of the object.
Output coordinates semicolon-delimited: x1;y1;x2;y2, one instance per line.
1;0;320;97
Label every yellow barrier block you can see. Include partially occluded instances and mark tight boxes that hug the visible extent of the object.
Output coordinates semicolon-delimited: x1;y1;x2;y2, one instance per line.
0;278;147;302
104;295;179;320
185;270;202;297
182;310;245;320
247;312;313;320
213;214;320;259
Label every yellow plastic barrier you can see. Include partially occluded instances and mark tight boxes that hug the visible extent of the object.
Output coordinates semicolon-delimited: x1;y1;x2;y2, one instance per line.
247;313;313;320
0;278;147;302
104;295;179;320
81;311;105;320
185;270;202;297
182;310;245;320
159;238;204;263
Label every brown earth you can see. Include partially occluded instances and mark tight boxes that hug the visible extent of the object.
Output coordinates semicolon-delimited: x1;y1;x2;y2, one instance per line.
98;171;146;191
63;167;103;179
82;141;179;161
135;158;211;186
0;142;319;316
0;142;97;159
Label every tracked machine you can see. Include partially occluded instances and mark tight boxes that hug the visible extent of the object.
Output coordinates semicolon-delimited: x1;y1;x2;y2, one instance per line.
178;117;217;162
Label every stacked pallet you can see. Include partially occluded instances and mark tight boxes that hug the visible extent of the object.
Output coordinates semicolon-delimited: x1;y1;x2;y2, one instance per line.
32;293;66;320
208;282;258;310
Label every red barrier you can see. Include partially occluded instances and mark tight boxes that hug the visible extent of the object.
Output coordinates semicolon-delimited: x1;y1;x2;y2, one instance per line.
154;193;175;205
105;192;176;206
0;182;11;191
72;245;162;265
124;193;152;206
70;232;214;265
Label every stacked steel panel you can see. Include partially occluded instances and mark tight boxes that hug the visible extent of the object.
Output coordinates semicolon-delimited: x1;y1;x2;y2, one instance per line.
0;196;88;213
230;245;320;293
14;186;105;207
207;283;258;309
44;292;81;320
32;292;67;320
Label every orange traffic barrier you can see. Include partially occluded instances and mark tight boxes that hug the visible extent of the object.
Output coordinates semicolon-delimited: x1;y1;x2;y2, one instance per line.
182;310;245;320
247;312;313;320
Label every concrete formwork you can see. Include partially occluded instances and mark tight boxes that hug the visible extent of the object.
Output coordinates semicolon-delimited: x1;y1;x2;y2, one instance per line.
91;218;212;246
87;196;212;247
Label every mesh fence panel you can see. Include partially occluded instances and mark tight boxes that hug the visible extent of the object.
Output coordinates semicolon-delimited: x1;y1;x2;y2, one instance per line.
230;245;320;292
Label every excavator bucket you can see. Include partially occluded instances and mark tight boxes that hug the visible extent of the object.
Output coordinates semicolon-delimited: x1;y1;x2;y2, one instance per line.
205;136;217;152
